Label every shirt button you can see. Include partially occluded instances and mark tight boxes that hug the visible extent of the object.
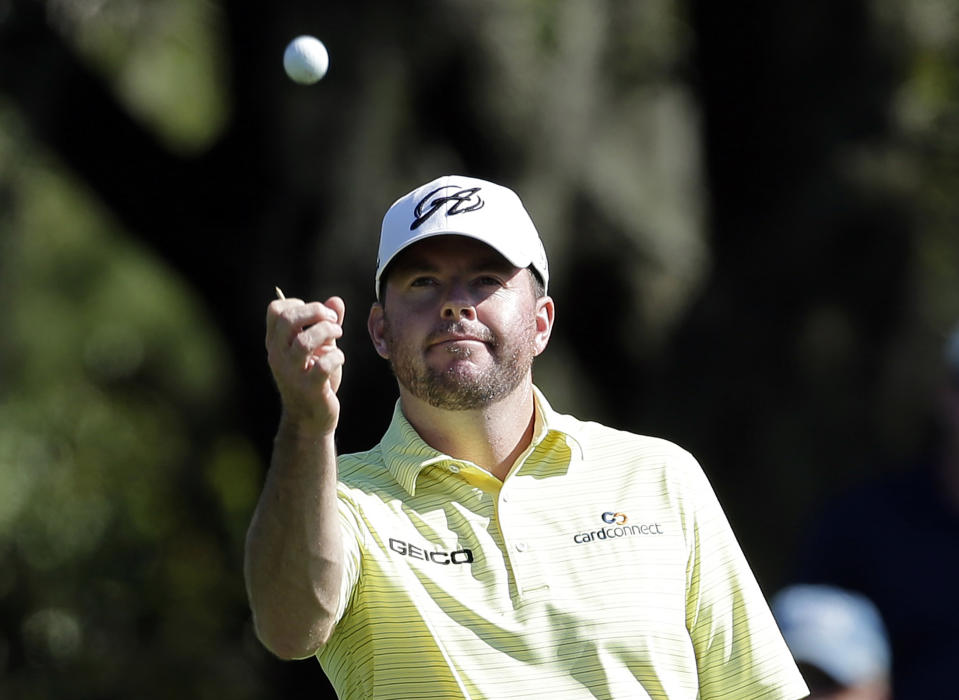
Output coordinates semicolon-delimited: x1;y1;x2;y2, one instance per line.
515;542;529;553
448;464;460;473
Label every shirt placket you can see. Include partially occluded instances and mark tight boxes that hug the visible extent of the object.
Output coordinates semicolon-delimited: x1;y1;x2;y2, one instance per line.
496;480;551;601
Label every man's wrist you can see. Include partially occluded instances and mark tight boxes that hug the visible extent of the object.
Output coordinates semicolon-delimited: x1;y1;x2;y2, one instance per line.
276;412;338;445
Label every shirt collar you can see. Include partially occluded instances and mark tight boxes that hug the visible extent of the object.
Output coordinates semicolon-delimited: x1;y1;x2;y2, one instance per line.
381;386;584;496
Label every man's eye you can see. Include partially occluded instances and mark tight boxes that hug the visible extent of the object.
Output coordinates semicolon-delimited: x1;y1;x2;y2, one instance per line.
476;276;502;287
410;277;437;287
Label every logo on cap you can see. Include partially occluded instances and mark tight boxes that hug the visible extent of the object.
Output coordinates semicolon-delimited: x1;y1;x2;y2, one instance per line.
411;186;484;231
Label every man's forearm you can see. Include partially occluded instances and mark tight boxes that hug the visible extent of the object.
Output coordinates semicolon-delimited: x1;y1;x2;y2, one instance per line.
244;420;344;659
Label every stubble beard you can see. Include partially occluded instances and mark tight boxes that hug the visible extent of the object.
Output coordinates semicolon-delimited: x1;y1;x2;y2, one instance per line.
384;318;535;411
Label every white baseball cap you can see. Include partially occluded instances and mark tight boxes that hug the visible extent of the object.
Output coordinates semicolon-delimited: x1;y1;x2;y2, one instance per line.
772;584;891;688
375;175;549;299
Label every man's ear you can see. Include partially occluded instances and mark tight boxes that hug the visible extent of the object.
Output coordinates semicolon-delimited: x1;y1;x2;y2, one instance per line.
532;296;555;357
368;302;390;359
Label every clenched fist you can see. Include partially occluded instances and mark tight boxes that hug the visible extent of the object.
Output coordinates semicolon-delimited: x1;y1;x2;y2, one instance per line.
265;294;346;434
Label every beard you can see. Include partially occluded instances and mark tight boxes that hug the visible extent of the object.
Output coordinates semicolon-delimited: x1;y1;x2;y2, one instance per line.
384;317;535;411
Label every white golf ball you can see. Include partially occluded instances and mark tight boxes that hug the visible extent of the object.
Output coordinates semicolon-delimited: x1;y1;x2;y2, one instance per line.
283;36;329;85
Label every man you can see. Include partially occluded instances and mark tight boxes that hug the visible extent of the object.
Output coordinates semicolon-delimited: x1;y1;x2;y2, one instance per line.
795;324;959;699
772;584;891;700
245;175;808;699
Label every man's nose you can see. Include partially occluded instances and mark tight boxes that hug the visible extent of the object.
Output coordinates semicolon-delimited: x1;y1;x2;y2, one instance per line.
441;283;476;320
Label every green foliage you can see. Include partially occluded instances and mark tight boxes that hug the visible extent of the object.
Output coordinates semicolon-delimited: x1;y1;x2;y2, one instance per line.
52;0;229;153
0;108;265;696
898;2;959;328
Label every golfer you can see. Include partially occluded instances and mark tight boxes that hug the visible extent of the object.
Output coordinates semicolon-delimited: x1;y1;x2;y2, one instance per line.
245;175;809;700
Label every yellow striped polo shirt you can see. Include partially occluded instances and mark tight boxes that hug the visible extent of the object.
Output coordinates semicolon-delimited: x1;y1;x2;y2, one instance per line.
317;388;807;700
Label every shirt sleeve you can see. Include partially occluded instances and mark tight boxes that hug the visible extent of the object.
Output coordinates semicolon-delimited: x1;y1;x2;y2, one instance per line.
330;486;363;627
680;452;809;700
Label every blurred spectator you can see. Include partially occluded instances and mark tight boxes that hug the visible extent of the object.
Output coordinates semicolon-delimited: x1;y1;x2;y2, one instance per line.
772;584;891;700
795;325;959;699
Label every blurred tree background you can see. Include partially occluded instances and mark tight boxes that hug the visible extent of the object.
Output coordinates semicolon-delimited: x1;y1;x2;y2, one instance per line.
1;0;958;697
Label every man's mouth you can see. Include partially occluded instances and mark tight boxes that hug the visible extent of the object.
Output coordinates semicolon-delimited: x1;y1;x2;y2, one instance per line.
429;337;487;351
427;326;493;349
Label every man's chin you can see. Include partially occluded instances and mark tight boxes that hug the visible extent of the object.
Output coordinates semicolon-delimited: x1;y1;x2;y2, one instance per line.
428;355;490;378
426;343;491;366
401;372;504;411
424;383;503;411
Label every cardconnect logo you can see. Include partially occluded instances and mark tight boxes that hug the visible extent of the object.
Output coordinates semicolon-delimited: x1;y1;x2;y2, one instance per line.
572;512;664;544
602;511;628;525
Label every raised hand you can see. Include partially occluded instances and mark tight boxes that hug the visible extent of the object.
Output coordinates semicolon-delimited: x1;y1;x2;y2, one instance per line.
265;292;346;434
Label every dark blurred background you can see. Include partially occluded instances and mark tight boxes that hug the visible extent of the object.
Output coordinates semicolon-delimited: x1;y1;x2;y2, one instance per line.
1;0;958;697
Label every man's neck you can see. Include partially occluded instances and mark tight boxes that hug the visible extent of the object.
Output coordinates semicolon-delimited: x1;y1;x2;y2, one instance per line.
399;380;537;482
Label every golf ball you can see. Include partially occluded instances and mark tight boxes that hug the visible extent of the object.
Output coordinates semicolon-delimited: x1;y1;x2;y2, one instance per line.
283;36;329;85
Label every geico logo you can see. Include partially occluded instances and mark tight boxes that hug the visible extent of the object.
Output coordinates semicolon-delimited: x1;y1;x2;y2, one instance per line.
573;523;664;544
388;537;474;565
601;511;628;525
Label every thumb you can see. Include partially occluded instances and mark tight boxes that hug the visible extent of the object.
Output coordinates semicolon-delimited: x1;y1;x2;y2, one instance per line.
325;296;346;325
